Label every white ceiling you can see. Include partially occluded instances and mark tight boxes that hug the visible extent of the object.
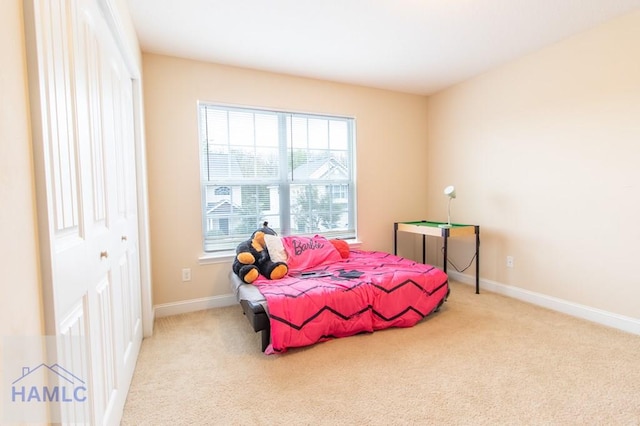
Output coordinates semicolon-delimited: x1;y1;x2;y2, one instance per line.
126;0;640;95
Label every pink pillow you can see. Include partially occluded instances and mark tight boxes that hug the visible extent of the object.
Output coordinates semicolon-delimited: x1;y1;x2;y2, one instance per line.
281;235;342;273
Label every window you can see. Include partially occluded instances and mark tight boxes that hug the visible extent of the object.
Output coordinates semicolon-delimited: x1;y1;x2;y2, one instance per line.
198;103;356;252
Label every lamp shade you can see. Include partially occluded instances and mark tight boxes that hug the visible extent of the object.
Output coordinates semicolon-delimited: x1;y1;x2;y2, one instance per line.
444;185;456;199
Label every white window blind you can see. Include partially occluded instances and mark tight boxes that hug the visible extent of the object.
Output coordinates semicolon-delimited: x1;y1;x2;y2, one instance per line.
198;103;356;252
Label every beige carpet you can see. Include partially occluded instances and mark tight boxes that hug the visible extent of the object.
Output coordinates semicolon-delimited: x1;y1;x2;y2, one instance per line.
122;282;640;425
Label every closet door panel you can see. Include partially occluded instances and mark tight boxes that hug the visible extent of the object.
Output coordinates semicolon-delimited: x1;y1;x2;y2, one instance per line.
25;0;143;424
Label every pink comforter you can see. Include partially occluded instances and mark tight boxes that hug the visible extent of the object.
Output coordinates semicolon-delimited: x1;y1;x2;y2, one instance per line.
253;250;449;354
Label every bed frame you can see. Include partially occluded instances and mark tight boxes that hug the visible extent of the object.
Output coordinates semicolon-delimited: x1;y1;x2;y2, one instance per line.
239;299;271;352
230;272;271;351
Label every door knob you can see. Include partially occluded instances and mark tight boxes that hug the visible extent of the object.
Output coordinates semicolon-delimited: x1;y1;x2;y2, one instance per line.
100;251;109;259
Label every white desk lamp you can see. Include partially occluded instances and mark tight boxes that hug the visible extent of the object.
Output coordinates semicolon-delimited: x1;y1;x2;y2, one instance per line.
439;185;456;228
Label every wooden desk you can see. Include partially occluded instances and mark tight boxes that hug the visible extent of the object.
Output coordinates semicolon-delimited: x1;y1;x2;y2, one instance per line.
394;221;480;294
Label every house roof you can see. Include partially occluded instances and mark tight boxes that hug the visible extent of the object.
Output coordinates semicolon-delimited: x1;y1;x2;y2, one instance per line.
291;157;348;181
202;153;244;180
204;152;347;181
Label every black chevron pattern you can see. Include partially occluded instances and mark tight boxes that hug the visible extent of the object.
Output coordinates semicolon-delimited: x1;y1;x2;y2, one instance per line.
270;305;373;331
254;250;449;352
269;280;448;330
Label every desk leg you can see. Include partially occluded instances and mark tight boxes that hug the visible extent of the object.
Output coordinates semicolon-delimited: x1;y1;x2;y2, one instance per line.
422;235;426;264
443;236;448;274
475;230;480;294
393;226;397;255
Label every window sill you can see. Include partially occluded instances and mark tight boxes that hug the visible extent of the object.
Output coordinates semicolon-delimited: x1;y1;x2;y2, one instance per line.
198;239;363;265
345;239;363;249
198;251;235;265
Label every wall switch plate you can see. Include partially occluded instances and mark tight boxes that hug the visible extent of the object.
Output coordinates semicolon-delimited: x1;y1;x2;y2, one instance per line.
182;268;192;282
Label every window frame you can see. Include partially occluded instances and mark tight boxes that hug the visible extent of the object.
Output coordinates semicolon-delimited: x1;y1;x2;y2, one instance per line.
197;102;357;254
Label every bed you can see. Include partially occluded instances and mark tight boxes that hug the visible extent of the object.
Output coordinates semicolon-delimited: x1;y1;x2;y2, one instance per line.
230;235;450;354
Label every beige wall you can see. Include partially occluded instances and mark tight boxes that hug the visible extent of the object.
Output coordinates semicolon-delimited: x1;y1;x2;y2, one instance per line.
142;54;429;305
0;0;44;378
426;10;640;318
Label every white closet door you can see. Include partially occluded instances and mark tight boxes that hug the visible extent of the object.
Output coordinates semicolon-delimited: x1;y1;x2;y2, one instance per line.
25;0;142;424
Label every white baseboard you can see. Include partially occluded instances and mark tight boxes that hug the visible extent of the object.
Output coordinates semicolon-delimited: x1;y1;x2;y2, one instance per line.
447;270;640;336
153;294;237;318
152;273;640;337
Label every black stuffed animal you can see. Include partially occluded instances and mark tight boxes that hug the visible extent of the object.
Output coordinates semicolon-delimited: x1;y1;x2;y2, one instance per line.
232;222;288;284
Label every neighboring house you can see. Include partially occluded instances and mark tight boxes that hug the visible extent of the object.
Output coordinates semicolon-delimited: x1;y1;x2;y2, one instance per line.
203;154;350;240
202;152;244;237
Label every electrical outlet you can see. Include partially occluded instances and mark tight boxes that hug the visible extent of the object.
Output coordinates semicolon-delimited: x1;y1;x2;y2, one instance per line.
506;256;514;268
182;268;192;282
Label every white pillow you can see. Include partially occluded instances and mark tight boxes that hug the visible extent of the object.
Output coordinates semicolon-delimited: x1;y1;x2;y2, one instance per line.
263;234;288;264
